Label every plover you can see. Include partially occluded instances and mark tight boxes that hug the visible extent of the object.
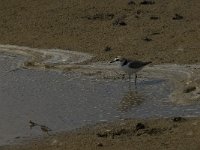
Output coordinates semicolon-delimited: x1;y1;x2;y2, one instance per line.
40;125;52;135
29;120;38;129
110;56;152;85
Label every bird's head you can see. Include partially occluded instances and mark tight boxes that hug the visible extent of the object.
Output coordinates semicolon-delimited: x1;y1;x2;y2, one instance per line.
110;56;123;63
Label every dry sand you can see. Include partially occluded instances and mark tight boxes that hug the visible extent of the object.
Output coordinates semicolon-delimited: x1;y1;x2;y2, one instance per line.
0;0;200;64
1;0;200;149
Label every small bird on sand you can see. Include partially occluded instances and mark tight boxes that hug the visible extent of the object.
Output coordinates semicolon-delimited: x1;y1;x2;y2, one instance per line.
40;125;52;135
29;120;38;129
110;56;152;85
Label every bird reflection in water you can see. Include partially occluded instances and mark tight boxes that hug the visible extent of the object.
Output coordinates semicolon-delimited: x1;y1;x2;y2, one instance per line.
118;89;144;112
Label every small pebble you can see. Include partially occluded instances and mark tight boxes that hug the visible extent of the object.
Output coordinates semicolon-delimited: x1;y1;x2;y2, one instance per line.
104;46;112;52
113;18;127;26
136;123;145;130
97;143;103;147
150;16;159;20
173;14;183;20
172;117;185;122
143;37;152;42
128;0;135;5
183;86;196;93
140;0;155;5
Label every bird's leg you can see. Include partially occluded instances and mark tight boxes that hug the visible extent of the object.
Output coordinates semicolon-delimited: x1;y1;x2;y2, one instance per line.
135;73;137;86
128;74;132;89
47;131;50;136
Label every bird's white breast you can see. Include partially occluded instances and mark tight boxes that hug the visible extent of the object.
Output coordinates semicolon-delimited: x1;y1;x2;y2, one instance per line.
120;63;142;75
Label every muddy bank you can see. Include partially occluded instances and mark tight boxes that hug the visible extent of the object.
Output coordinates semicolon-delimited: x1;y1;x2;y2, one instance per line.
2;117;200;150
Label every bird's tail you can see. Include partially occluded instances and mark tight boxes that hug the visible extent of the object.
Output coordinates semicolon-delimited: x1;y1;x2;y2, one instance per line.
144;61;152;66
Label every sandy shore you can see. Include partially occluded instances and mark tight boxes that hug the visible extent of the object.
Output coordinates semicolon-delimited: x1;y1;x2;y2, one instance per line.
1;0;200;149
2;117;200;150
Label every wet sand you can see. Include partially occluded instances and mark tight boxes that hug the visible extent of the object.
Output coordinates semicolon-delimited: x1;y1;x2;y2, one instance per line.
0;0;200;149
2;117;200;150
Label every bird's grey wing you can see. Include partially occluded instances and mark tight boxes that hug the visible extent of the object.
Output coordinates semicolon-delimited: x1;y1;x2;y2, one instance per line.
128;61;148;69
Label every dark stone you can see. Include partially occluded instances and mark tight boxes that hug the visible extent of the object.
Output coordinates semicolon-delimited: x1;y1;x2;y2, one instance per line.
96;133;108;138
119;21;127;26
24;61;35;67
104;46;112;52
113;18;127;26
172;117;186;122
183;86;196;93
128;0;136;5
97;143;103;147
140;0;155;5
84;13;114;21
135;15;140;19
173;14;183;20
97;128;129;139
143;37;152;41
150;32;160;35
136;10;142;15
150;16;159;20
136;123;145;130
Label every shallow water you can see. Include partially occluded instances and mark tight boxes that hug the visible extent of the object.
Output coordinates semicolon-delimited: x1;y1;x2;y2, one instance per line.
0;50;200;145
